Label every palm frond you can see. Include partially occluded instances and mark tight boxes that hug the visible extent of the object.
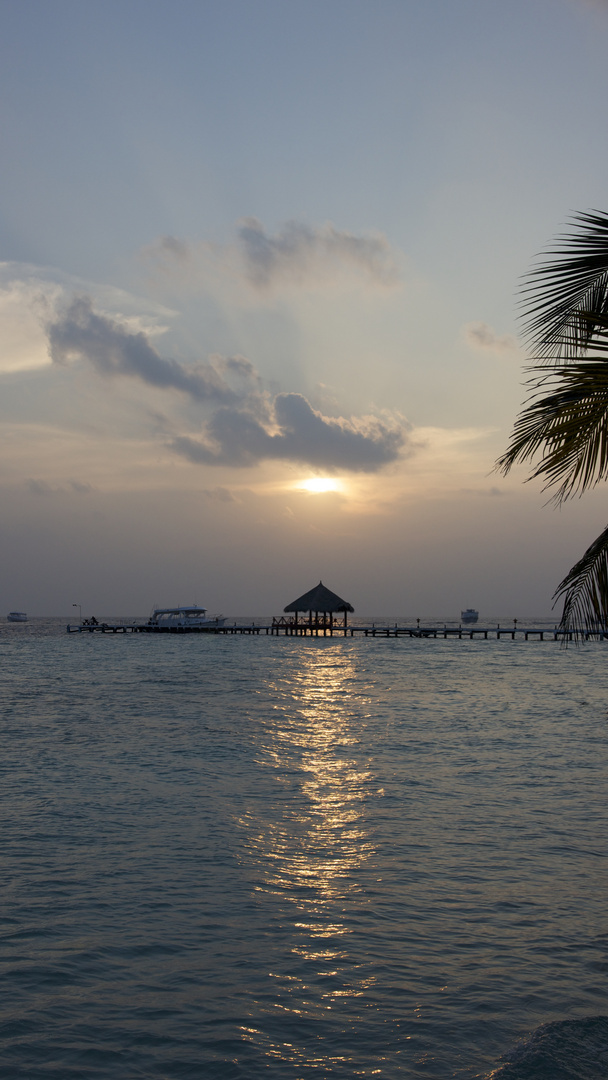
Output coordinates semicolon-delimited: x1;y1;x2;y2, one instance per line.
554;523;608;636
500;212;608;642
521;211;608;361
496;358;608;501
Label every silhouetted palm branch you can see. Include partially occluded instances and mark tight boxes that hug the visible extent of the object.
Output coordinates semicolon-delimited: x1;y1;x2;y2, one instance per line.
521;211;608;361
498;211;608;634
553;524;608;635
496;359;608;502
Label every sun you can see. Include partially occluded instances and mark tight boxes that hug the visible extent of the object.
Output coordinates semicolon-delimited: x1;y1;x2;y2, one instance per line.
299;477;343;494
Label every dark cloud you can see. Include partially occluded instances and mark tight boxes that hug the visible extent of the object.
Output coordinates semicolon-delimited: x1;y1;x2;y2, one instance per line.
48;297;243;402
172;393;406;472
237;218;400;288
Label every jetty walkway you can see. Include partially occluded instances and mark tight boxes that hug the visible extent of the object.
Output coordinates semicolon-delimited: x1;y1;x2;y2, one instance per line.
66;621;607;642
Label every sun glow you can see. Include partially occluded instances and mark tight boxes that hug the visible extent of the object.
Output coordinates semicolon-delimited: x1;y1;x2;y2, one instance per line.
299;477;343;494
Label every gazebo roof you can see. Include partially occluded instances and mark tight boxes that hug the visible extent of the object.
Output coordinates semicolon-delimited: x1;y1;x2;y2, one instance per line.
284;581;354;613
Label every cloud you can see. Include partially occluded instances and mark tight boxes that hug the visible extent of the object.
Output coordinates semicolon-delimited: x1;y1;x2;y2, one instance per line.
9;289;407;478
0;279;62;373
0;262;174;374
48;297;257;402
154;235;191;262
236;218;400;289
143;218;401;294
172;393;407;472
464;321;518;353
25;478;56;496
4;274;408;480
459;486;505;497
25;478;95;496
202;486;237;502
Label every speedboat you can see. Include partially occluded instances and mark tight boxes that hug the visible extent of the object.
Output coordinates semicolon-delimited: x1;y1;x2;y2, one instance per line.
7;611;27;622
147;605;226;628
461;608;479;624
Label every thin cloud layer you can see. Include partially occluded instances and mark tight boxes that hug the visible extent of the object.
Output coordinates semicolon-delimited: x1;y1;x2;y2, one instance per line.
48;297;255;402
172;393;407;472
464;321;518;353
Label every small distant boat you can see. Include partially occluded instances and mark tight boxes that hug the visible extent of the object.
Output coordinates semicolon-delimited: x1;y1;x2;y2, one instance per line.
461;608;479;624
146;605;226;629
7;611;28;622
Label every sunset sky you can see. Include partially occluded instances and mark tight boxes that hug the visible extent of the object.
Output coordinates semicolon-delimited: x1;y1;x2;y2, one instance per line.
2;0;608;617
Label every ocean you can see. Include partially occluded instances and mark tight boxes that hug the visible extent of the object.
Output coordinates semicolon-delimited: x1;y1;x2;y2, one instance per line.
1;618;607;1079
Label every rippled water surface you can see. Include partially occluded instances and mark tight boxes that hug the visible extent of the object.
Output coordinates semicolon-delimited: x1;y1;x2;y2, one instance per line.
1;620;607;1078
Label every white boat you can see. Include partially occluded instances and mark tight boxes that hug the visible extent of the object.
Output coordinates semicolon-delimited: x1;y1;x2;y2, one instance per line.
461;608;479;624
7;611;27;622
147;605;226;628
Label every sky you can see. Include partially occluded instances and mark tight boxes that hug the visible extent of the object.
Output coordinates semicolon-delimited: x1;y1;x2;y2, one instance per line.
2;0;608;618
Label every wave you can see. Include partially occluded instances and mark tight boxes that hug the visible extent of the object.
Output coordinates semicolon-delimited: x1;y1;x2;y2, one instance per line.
486;1017;608;1079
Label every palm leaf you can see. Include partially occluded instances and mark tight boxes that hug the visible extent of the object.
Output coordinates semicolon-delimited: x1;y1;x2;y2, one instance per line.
521;211;608;361
499;212;608;639
554;524;608;636
496;358;608;501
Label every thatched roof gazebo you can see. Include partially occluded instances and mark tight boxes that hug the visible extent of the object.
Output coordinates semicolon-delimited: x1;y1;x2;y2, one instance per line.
283;580;354;634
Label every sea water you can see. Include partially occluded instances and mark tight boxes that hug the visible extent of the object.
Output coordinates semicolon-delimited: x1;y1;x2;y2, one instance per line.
1;619;607;1079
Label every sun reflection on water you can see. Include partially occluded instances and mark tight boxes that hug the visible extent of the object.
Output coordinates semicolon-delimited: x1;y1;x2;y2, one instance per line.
258;650;374;914
237;646;379;1067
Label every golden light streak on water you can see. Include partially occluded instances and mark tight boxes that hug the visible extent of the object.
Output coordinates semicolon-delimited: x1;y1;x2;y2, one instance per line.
261;650;373;911
237;646;378;1068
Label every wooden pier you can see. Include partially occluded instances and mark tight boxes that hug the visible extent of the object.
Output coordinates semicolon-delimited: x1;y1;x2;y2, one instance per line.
66;620;607;641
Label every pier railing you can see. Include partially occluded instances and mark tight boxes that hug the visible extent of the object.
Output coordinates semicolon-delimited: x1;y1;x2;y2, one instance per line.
66;620;607;641
271;614;348;633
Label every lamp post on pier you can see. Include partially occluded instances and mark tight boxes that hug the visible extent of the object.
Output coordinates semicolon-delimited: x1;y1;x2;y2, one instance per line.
72;603;81;624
